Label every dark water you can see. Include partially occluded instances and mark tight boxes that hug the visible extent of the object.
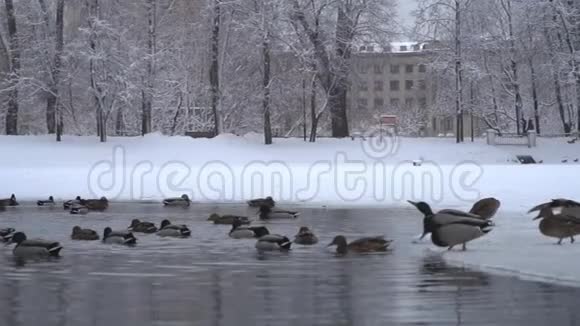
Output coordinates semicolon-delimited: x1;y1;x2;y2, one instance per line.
0;203;579;326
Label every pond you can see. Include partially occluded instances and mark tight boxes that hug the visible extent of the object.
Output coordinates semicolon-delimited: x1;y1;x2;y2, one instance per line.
0;203;579;325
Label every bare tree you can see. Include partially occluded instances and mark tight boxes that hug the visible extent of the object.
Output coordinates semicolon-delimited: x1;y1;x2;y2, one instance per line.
4;0;20;135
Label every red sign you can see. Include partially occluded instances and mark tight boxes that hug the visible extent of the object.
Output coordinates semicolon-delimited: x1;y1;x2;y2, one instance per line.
380;115;397;125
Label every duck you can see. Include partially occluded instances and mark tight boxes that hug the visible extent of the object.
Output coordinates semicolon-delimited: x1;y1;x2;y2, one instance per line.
530;204;580;244
0;228;15;242
8;232;62;257
163;194;191;207
468;197;501;220
408;200;485;240
71;226;100;240
408;201;493;250
37;196;55;206
255;234;292;251
80;197;108;211
248;196;275;208
327;235;392;254
229;218;269;239
294;226;319;245
156;219;191;237
258;205;299;219
528;198;580;213
128;219;158;233
69;204;89;215
0;194;18;206
63;196;82;209
207;213;251;225
102;227;137;245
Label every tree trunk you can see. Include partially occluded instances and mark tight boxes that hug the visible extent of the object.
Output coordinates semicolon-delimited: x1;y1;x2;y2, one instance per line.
529;58;540;134
142;0;155;135
4;0;20;135
454;0;463;143
330;6;351;138
209;0;221;136
115;107;125;136
309;78;318;142
38;0;56;134
262;34;272;145
54;0;64;141
544;24;571;134
503;0;523;135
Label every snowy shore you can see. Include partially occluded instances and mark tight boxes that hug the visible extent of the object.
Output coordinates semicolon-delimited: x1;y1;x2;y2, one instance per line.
1;132;580;285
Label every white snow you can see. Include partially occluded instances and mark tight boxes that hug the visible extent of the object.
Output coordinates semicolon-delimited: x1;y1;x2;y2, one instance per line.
1;133;580;285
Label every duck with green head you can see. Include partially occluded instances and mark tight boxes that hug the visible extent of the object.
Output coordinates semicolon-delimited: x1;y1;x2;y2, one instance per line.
408;201;494;250
0;194;18;207
163;194;191;207
63;196;82;209
229;218;269;239
208;213;250;225
8;232;62;257
156;219;191;237
248;196;275;208
128;219;158;233
328;235;392;254
0;228;15;242
71;226;100;241
103;227;137;245
255;234;292;251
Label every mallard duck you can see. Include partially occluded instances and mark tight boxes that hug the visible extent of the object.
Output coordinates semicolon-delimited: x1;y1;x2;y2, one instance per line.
0;194;18;206
71;226;99;241
163;194;190;207
528;198;580;213
80;197;108;211
37;196;55;206
255;234;292;251
229;218;269;239
128;219;158;233
258;205;299;219
327;235;392;254
530;204;580;244
248;196;275;208
63;196;82;209
409;200;482;240
207;213;251;225
294;226;319;245
69;204;89;215
8;232;62;257
409;201;493;250
103;227;137;245
156;219;191;237
0;228;15;242
468;197;501;220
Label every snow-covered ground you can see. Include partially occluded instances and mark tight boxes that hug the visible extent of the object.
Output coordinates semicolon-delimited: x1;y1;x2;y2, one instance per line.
1;132;580;285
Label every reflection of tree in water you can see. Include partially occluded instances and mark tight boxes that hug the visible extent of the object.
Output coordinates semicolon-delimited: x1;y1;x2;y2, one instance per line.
418;255;490;326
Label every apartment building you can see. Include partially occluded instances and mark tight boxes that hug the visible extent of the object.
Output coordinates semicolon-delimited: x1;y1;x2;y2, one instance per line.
348;42;481;137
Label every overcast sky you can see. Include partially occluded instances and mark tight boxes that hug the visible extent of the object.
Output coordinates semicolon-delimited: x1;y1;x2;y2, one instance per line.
397;0;417;36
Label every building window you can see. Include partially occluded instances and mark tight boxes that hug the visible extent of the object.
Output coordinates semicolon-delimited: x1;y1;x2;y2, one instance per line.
405;98;414;107
418;80;426;90
359;81;368;91
405;64;414;73
359;64;368;74
374;64;383;74
390;98;400;107
444;117;453;131
400;45;407;51
390;80;400;91
374;97;384;108
418;64;426;73
405;80;414;90
374;80;383;91
357;98;368;109
390;65;400;74
419;97;427;108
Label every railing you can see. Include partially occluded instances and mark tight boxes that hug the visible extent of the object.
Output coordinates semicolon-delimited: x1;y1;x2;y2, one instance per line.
486;130;536;147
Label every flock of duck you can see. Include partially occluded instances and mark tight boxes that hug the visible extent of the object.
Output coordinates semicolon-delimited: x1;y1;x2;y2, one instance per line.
1;193;580;259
